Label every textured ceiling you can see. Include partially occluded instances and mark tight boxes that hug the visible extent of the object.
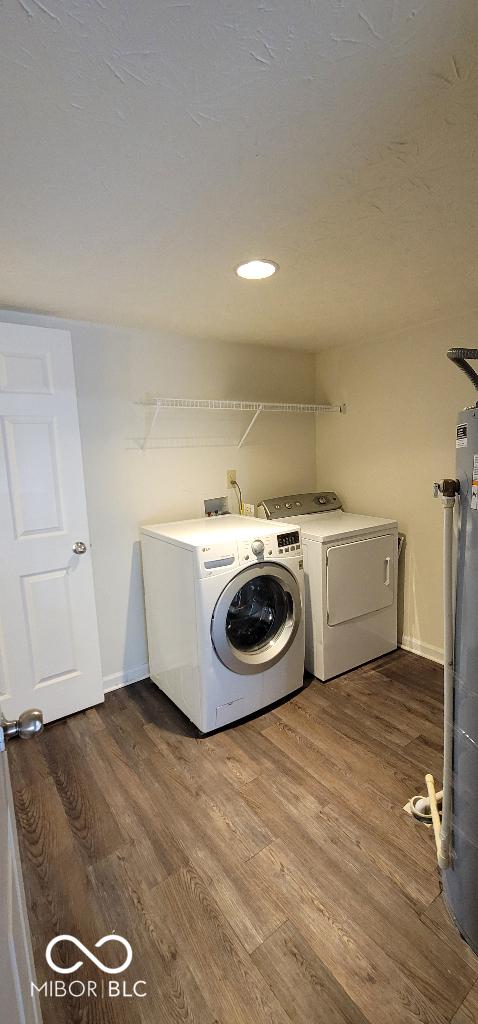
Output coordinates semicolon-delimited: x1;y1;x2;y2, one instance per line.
2;0;478;350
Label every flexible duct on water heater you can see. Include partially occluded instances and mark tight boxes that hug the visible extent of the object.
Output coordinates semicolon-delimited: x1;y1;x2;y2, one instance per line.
447;349;478;392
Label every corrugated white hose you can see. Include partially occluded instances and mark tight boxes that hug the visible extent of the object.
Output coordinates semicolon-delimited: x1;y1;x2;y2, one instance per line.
439;494;455;870
412;790;443;817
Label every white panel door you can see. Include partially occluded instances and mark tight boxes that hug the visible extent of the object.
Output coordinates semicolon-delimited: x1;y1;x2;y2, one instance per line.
0;323;104;722
0;729;42;1024
327;533;395;626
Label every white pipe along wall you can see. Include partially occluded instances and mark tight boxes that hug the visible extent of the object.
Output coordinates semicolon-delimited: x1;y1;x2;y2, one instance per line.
0;310;317;692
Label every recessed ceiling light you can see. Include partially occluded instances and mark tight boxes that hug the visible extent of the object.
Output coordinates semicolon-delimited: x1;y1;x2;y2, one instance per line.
235;259;279;280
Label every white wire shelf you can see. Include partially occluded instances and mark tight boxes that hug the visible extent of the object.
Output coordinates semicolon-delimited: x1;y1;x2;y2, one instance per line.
126;436;243;450
130;397;345;450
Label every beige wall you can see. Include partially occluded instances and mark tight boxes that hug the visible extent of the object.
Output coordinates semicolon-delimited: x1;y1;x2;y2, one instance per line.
1;310;316;689
315;313;478;662
6;304;472;679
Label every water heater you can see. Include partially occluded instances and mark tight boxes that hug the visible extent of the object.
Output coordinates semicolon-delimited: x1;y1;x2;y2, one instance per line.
422;349;478;952
442;399;478;950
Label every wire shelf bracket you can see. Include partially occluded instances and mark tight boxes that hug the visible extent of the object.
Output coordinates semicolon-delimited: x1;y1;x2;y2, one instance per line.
238;404;263;449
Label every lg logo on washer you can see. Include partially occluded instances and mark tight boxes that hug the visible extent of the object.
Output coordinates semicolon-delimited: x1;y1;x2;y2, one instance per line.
31;934;147;999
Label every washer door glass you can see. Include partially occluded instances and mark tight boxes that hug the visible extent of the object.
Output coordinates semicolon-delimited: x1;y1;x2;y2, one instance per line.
211;563;302;676
226;576;289;653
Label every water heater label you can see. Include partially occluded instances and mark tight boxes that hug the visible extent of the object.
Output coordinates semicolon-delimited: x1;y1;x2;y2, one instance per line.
472;455;478;510
457;423;468;448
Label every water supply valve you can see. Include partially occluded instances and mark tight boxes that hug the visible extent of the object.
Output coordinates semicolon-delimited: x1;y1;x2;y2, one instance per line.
434;479;460;498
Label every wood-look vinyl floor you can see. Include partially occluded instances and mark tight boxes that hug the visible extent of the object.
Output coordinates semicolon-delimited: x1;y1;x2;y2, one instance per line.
9;650;478;1024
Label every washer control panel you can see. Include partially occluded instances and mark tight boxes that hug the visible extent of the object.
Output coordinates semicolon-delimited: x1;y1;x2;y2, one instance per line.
251;539;265;556
277;530;300;554
197;530;303;576
238;532;302;565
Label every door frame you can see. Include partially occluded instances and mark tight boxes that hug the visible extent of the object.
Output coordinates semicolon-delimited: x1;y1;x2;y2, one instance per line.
1;726;42;1023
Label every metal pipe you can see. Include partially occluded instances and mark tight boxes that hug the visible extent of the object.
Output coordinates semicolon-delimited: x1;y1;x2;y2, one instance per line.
407;481;457;869
439;493;456;869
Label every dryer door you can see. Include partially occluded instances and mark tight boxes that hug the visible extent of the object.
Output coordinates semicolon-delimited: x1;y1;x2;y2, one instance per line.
211;563;301;675
326;533;395;626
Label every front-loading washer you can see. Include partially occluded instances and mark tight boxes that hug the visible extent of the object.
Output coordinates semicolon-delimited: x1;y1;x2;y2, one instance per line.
257;492;398;680
140;514;305;732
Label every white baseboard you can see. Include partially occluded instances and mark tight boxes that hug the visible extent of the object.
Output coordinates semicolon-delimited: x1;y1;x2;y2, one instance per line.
103;662;150;694
103;644;443;692
399;636;444;665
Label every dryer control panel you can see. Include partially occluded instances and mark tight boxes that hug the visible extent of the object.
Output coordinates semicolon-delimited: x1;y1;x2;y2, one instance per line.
258;492;342;519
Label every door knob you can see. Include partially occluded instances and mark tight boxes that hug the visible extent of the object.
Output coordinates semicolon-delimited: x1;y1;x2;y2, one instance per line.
1;709;44;742
72;541;87;555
